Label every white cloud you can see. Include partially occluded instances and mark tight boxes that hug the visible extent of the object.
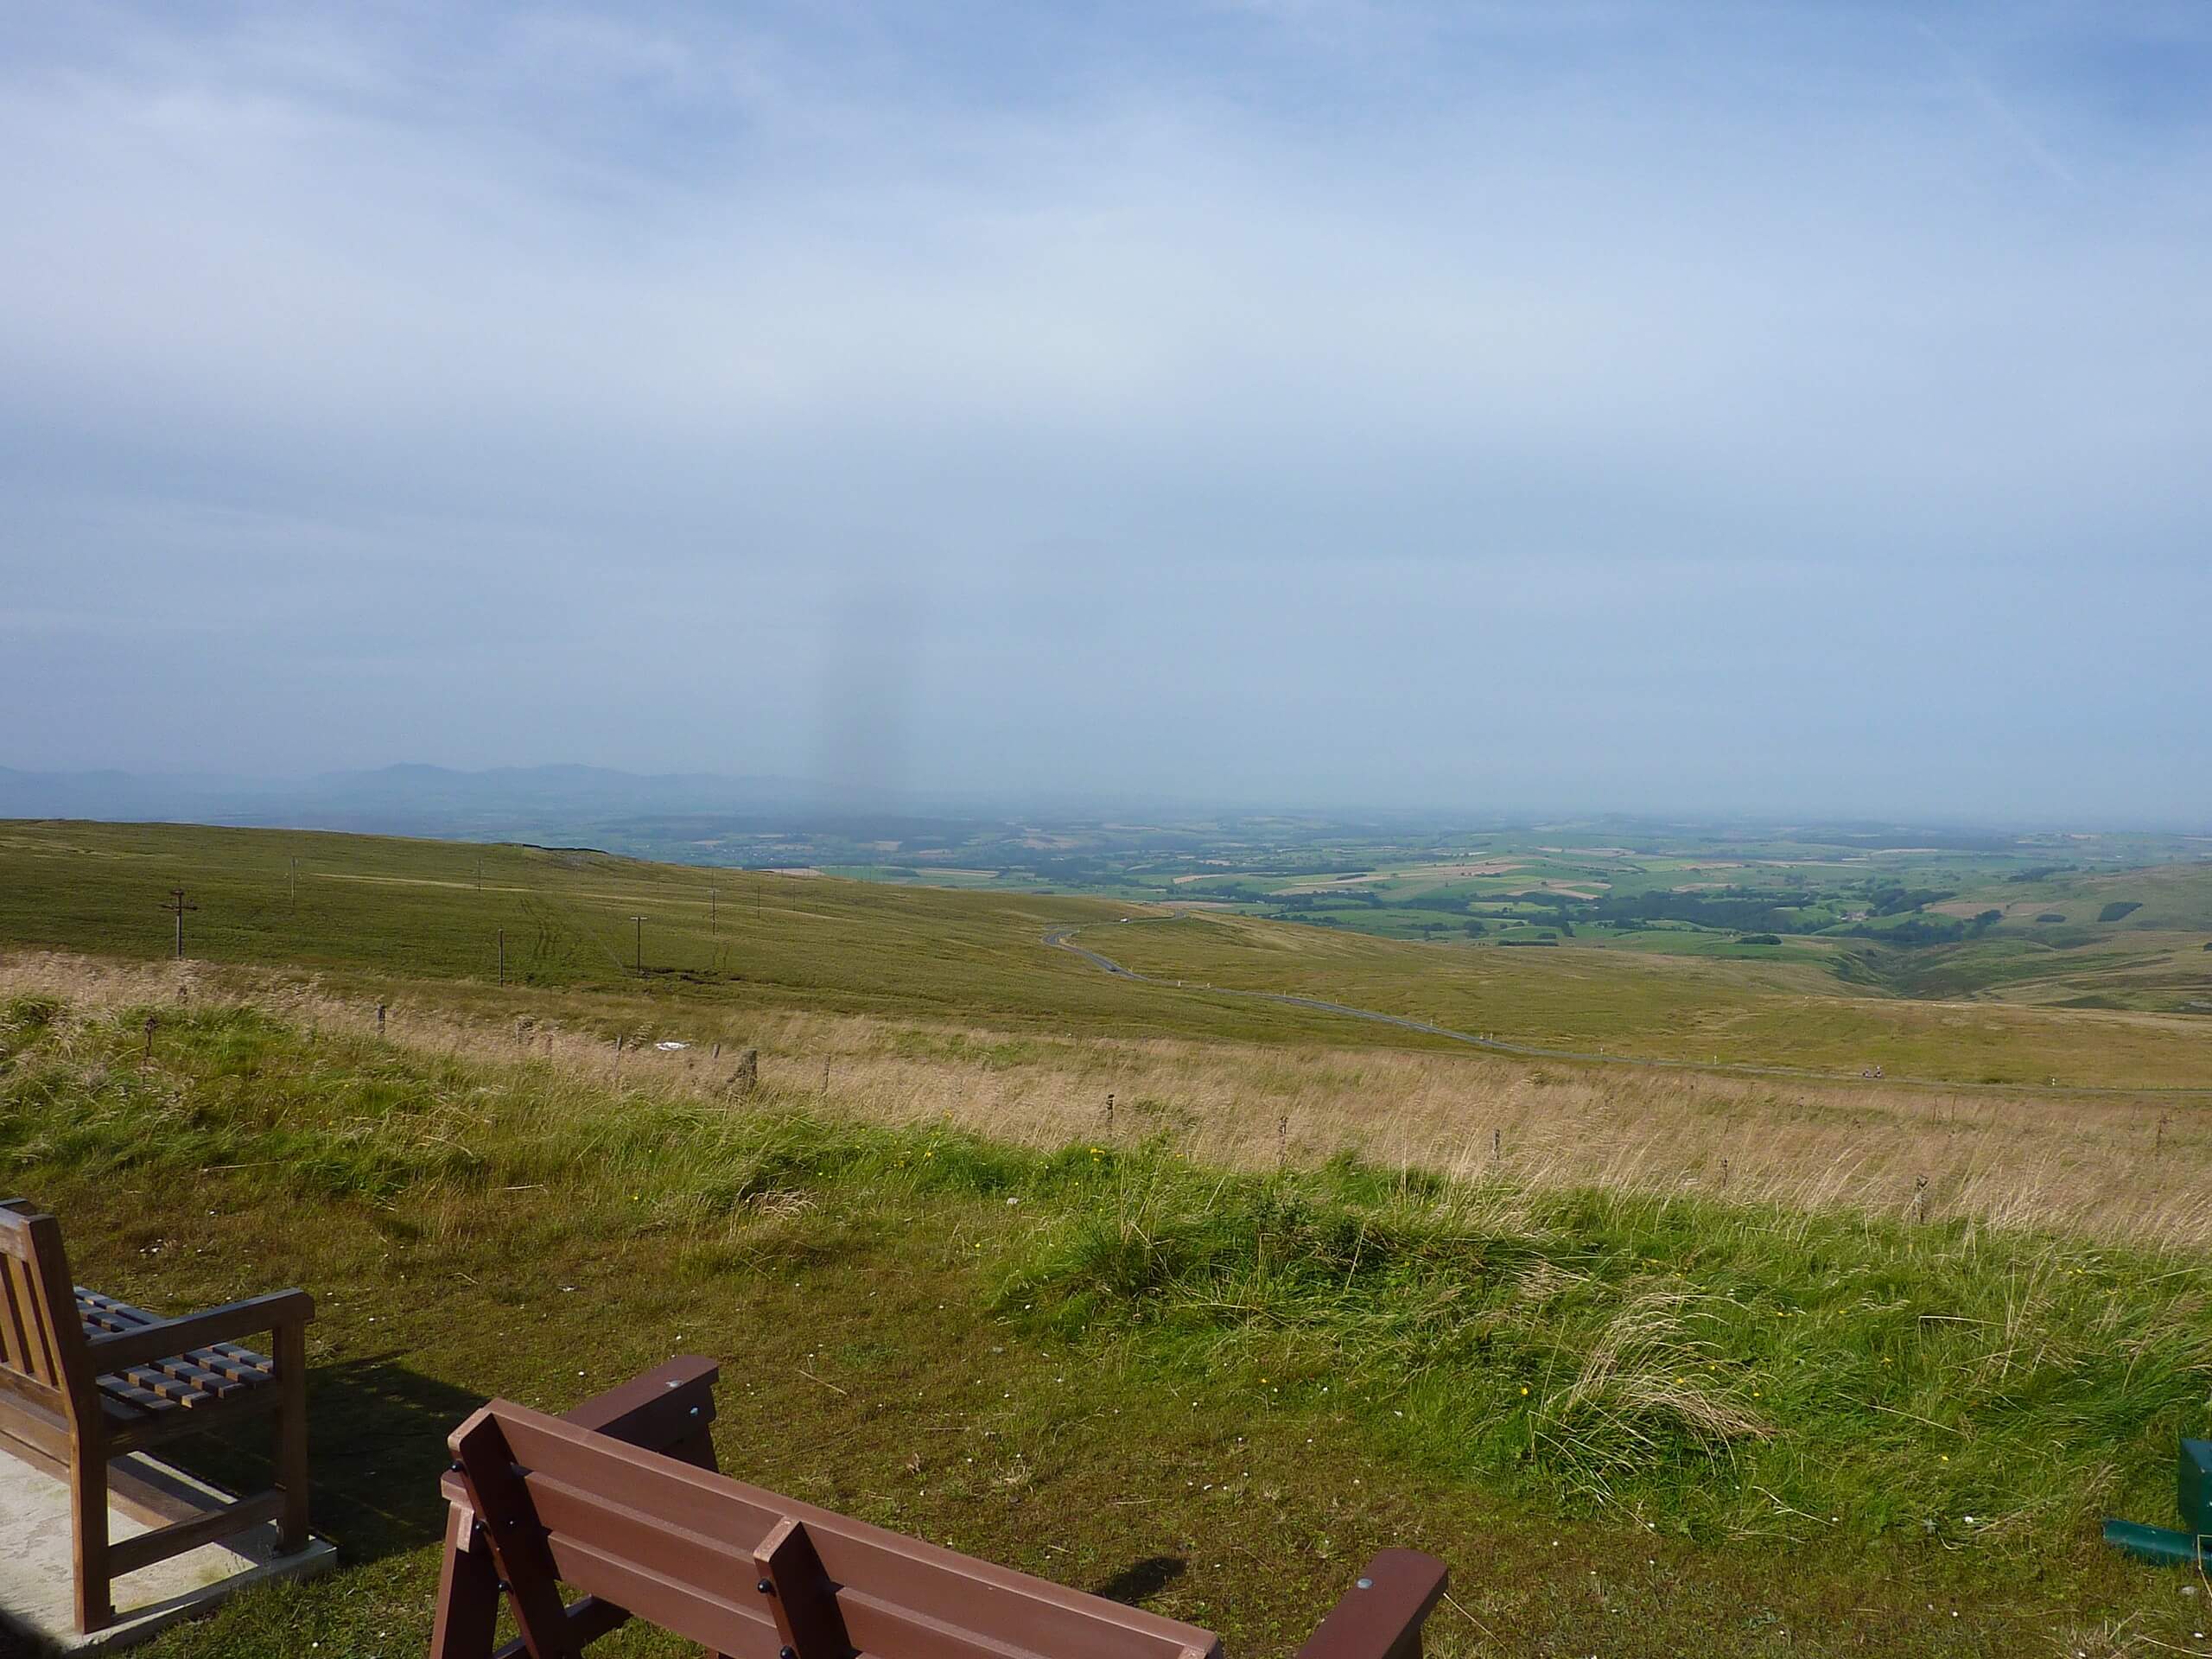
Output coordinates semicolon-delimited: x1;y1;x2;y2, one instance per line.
0;2;2206;812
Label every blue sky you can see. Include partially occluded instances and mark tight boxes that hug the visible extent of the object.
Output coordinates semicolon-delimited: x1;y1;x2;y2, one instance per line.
3;2;2207;820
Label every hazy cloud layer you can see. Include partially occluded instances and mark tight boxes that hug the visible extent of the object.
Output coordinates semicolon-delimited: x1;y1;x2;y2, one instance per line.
3;2;2208;819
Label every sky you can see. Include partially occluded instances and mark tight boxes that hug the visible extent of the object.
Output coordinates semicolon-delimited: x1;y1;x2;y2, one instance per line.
2;1;2208;823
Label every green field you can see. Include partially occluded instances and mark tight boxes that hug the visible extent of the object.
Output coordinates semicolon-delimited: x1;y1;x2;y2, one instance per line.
290;799;2209;1017
1080;910;2212;1089
716;813;2212;1007
7;818;2212;1656
2;820;2209;1090
1154;835;2212;1014
0;820;1293;1042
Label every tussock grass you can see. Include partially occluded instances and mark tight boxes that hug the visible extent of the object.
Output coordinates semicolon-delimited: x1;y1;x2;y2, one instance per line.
1002;1157;2212;1551
8;985;2209;1569
7;950;2211;1254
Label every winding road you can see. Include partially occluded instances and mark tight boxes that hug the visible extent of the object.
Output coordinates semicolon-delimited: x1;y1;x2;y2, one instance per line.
1040;923;2212;1099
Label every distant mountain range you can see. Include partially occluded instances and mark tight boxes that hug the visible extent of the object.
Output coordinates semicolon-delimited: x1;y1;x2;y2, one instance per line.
0;764;892;838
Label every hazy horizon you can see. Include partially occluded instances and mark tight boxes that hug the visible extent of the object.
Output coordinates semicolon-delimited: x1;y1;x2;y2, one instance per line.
4;3;2209;822
6;756;2210;836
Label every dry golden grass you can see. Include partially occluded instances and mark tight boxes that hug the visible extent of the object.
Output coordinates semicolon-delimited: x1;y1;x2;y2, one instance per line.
6;946;2207;1250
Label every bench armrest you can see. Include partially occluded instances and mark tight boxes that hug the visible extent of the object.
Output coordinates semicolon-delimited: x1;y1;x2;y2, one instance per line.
439;1355;721;1513
562;1354;720;1437
86;1288;315;1373
1293;1551;1449;1659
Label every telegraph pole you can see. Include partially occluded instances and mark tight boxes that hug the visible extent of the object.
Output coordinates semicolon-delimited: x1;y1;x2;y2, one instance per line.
159;888;198;959
632;915;645;975
497;928;505;987
709;885;718;934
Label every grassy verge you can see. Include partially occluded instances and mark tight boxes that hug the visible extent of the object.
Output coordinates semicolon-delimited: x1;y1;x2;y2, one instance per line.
2;992;2209;1656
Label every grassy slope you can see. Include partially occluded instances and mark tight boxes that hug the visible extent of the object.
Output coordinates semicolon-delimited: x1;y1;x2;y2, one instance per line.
1090;912;2212;1088
3;821;2209;1090
1895;861;2212;1011
0;821;1332;1045
1203;838;2212;1016
3;995;2208;1659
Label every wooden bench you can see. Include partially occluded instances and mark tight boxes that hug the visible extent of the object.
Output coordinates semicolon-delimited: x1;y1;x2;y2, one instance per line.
0;1199;314;1633
430;1356;1447;1659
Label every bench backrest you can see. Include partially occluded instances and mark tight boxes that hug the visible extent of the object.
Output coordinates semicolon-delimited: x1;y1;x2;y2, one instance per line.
0;1201;91;1417
452;1398;1223;1659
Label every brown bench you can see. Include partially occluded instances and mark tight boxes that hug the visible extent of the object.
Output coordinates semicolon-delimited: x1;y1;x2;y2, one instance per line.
0;1199;314;1633
430;1356;1447;1659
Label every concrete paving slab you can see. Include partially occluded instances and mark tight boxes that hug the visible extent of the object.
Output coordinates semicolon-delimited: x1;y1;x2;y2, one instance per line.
0;1453;335;1653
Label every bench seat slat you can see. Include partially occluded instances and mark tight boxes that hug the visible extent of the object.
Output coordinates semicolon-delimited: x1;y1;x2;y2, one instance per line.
129;1351;255;1398
492;1407;1217;1659
75;1287;159;1332
98;1363;271;1416
73;1287;278;1419
526;1479;1063;1659
539;1530;1083;1659
527;1474;759;1602
842;1586;1077;1659
124;1357;225;1398
543;1533;770;1657
99;1376;169;1415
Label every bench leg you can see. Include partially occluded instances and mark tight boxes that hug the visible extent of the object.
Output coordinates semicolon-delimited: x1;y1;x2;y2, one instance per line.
276;1322;310;1553
429;1504;502;1659
71;1445;112;1633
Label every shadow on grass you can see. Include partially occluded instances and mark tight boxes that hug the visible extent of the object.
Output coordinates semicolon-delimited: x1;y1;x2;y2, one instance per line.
0;1357;481;1659
1092;1554;1188;1607
162;1351;486;1567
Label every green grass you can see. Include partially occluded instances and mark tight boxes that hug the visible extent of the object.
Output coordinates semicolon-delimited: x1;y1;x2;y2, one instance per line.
1130;832;2212;1019
1007;1166;2204;1549
4;820;2209;1090
0;820;1352;1047
3;994;2211;1656
1090;911;2212;1088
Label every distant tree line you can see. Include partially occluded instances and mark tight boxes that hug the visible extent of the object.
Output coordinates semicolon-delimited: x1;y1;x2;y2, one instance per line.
1836;908;2000;946
1395;889;1478;913
1862;883;1959;916
1247;864;2069;955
